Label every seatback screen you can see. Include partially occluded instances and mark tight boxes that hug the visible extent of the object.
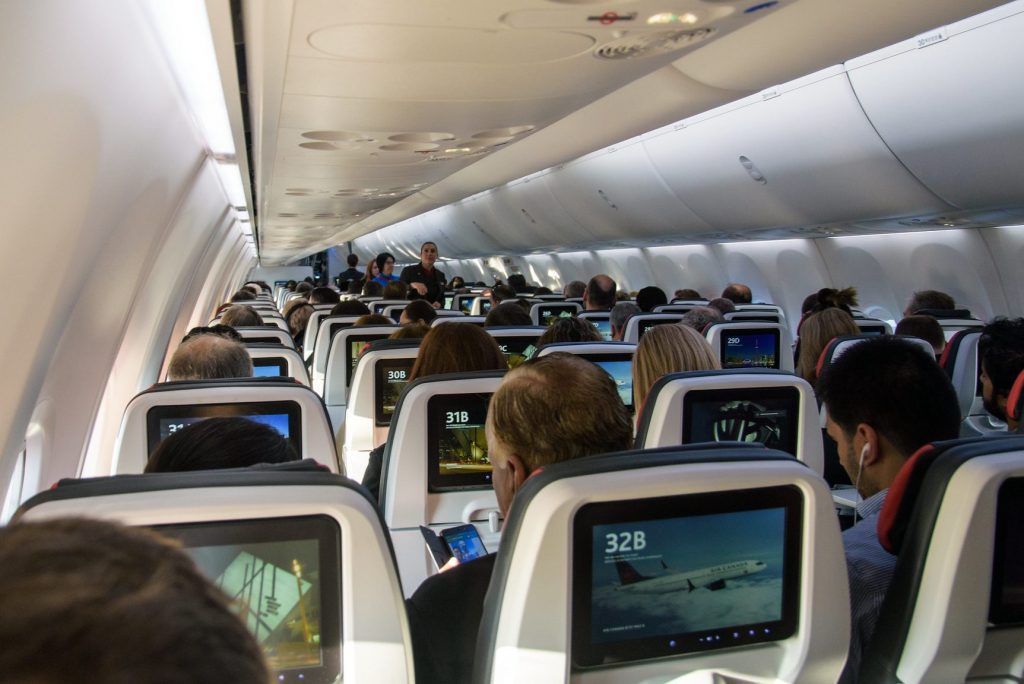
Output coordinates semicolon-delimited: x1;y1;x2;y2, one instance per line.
492;335;539;369
157;515;341;684
252;358;288;378
374;357;415;426
427;393;492;491
990;477;1024;625
459;297;475;314
572;486;802;668
146;401;301;456
581;354;634;413
346;334;392;387
539;304;577;326
637;318;678;341
719;330;780;369
683;386;800;456
590;317;613;341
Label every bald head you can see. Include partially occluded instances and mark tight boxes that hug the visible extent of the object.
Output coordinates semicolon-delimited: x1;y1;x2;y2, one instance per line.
584;274;617;310
721;283;752;304
167;334;252;381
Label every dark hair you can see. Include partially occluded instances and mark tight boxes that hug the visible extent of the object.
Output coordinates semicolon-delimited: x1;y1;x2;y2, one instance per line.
707;297;736;315
979;317;1024;396
635;286;668;312
804;287;858;315
534;287;553;296
229;288;256;302
310;287;340;305
906;290;955;314
382;281;408;300
181;325;242;344
449;276;465;289
585;275;617;309
491;284;516;303
375;252;395;272
420;241;437;254
402;299;437;325
675;288;702;300
409;323;507;380
219;305;263;328
816;336;960;457
168;335;252;381
346;280;362;295
330;299;371;316
354;313;394;327
485;301;533;327
390;323;430;340
0;518;269;683
286;280;297;291
347;253;359;267
145;417;298;473
507;274;528;293
361;281;383;297
721;283;752;304
895;315;945;353
537;317;602;346
563;280;586;299
295;282;313;295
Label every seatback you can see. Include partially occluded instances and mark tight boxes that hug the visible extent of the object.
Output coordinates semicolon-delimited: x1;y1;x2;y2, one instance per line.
16;467;413;684
432;315;486;327
301;305;344;355
937;317;985;341
861;436;1024;683
212;315;290;333
321;325;399;401
234;326;295;348
635;369;823;475
484;326;546;369
470;296;495;316
622;313;687;344
724;310;785;324
246;343;310;386
474;444;848;683
654;304;700;314
380;371;506;594
308;316;371;393
1009;370;1024;434
576;311;613;340
817;335;936;375
705;321;795;373
939;329;989;428
529;301;582;326
112;378;340;474
852;318;894;336
371;299;411;315
341;340;421;482
453;293;477;313
536;341;637;412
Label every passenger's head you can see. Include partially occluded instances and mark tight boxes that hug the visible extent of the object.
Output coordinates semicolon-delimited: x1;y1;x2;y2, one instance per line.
389;323;430;340
534;286;553;296
229;288;256;303
286;302;314;341
674;288;702;301
979;317;1024;430
181;324;243;344
419;241;438;268
584;274;617;310
633;324;721;411
309;287;340;305
802;287;858;316
817;336;960;497
563;280;586;299
382;281;408;300
400;299;437;326
0;518;270;684
507;273;529;294
680;306;723;334
295;281;313;295
330;299;371;317
905;289;955;316
282;297;308;319
364;259;381;282
286;280;298;291
486;353;633;514
449;276;465;289
707;297;736;315
795;308;860;384
361;281;383;297
346;280;362;295
167;334;253;381
610;301;641;341
635;286;668;312
485;301;533;327
721;283;752;304
895;315;946;357
375;252;396;277
347;253;359;268
219;304;263;328
537;317;602;346
489;284;516;304
409;323;507;381
144;417;298;473
354;313;393;327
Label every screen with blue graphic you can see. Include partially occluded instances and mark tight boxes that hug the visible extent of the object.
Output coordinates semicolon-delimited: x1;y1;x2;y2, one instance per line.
590;358;634;411
252;358;288;377
147;401;301;455
720;330;780;369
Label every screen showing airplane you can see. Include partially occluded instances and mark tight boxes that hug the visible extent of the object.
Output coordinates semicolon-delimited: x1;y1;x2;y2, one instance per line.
586;357;634;412
158;515;341;683
374;357;415;426
683;386;800;456
572;486;801;668
588;317;613;341
146;401;301;456
990;477;1024;625
459;297;476;314
427;393;493;491
720;330;780;369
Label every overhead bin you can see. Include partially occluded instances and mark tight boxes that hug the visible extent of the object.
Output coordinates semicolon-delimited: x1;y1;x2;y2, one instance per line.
641;65;951;231
480;176;594;253
545;142;713;243
846;2;1024;211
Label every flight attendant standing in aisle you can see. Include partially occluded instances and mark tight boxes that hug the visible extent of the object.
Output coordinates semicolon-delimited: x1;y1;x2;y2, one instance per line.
401;242;446;308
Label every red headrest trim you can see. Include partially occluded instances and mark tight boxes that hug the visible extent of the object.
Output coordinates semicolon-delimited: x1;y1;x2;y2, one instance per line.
1008;370;1024;422
937;332;956;370
815;338;838;378
878;444;935;553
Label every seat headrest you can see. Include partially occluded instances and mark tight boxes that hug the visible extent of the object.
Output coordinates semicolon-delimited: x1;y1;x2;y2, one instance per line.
365;338;422;353
877;444;939;554
1007;369;1024;424
937;328;981;374
914;308;974;320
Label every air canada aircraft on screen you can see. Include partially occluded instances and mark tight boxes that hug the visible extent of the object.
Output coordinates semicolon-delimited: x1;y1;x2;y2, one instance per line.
616;558;768;593
3;0;1024;681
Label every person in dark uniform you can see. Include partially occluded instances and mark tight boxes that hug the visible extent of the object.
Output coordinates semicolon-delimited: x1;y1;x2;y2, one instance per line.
400;241;446;307
336;253;364;289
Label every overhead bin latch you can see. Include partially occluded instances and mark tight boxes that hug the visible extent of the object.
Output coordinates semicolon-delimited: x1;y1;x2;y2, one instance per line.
914;27;948;49
760;87;781;100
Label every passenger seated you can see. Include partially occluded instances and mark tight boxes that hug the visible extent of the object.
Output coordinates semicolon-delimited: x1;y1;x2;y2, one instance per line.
286;302;314;350
721;282;752;304
536;317;602;346
330;299;371;317
229;287;257;303
400;300;437;326
484;301;533;327
815;336;960;682
635;285;668;312
632;324;720;413
167;333;252;381
0;517;269;682
382;280;409;300
796;307;860;386
390;322;430;339
707;296;736;315
674;287;702;300
181;324;242;343
979;317;1024;432
309;286;340;305
583;274;616;311
144;416;299;473
218;304;263;328
361;323;508;500
361;280;383;297
406;353;633;684
680;305;722;333
903;289;956;317
894;314;946;357
563;280;586;299
354;313;394;326
609;301;639;341
506;273;531;294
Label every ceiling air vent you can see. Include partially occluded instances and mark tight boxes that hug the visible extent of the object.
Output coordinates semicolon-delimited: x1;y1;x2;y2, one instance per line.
594;28;714;60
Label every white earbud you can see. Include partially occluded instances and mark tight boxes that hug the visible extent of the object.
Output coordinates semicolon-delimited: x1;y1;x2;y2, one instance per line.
859;442;869;470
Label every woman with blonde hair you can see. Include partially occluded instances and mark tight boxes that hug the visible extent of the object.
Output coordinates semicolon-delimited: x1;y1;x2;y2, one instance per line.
795;307;860;385
633;324;720;413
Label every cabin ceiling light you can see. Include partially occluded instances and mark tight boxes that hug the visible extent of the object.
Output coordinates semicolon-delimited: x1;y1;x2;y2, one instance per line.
214;163;247;208
647;12;698;25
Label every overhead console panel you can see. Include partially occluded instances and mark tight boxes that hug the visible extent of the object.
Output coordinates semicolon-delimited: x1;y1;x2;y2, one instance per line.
846;2;1024;211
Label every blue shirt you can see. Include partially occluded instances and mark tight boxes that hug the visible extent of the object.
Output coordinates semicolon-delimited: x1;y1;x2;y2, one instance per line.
372;274;400;287
841;488;894;683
